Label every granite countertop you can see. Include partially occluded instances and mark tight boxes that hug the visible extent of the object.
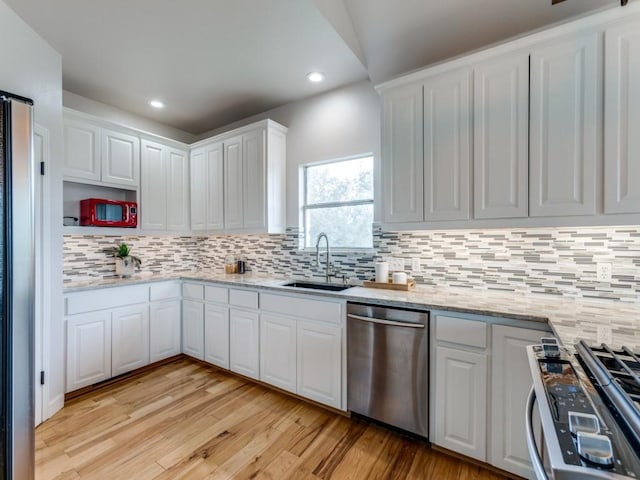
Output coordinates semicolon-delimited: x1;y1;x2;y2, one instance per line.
63;271;640;351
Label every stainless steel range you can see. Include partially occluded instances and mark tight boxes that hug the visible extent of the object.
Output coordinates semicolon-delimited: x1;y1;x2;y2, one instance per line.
526;339;640;479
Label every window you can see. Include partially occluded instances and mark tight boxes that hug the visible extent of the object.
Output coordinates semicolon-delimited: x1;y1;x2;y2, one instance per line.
301;155;374;249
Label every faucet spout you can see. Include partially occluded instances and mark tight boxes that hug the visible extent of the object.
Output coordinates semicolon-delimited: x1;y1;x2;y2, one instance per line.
315;232;331;283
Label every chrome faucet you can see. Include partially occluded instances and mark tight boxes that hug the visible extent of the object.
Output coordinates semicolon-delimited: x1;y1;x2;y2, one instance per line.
315;232;331;283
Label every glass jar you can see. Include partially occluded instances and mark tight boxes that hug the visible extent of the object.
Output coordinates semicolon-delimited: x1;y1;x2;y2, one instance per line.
224;254;236;274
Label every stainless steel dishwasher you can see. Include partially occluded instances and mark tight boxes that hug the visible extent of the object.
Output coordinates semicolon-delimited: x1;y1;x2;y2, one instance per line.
347;303;429;438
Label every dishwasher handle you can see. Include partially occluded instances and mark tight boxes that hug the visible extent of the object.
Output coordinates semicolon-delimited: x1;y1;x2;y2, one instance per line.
347;313;425;329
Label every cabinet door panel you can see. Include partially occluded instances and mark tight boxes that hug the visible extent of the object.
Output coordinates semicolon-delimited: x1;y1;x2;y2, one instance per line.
260;313;296;393
140;140;166;230
434;346;487;461
182;300;204;360
224;136;244;229
530;33;599;216
66;311;111;392
297;320;341;409
166;148;190;231
605;22;640;213
111;304;150;376
423;70;472;221
229;308;259;379
206;143;225;230
190;149;207;231
101;128;140;187
243;129;267;230
491;325;543;478
204;304;230;369
382;84;424;223
64;119;101;181
149;300;181;363
474;55;529;219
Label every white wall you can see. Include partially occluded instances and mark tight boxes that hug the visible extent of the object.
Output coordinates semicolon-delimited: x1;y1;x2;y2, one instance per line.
63;90;196;144
197;80;382;224
0;0;64;418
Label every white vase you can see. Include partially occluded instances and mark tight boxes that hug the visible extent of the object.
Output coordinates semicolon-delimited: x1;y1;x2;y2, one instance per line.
115;257;135;277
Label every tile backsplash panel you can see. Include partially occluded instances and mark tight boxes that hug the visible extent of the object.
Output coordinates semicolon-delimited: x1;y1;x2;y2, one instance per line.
63;225;640;302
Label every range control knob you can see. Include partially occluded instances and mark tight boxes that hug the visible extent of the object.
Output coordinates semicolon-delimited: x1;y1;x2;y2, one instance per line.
576;431;615;466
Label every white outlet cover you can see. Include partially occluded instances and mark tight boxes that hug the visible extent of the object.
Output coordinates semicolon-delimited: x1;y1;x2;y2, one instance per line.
389;257;405;271
411;258;421;272
596;325;613;345
596;263;612;282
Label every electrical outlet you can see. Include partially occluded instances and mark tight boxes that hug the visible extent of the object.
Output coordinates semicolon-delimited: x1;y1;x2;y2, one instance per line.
411;258;421;272
596;325;613;345
173;253;180;263
596;263;612;282
389;257;405;271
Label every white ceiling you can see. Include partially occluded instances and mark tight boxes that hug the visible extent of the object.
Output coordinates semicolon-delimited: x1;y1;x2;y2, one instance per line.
5;0;368;134
5;0;623;134
342;0;620;84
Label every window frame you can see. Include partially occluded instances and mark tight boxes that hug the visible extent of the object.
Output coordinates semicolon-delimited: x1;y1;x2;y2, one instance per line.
299;154;375;251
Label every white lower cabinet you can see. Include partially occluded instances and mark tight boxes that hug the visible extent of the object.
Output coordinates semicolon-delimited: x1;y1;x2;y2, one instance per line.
259;313;297;393
432;313;548;478
66;311;112;392
204;303;230;369
182;300;204;360
149;300;181;363
434;345;488;461
111;304;150;376
229;308;260;379
297;320;342;409
491;324;543;479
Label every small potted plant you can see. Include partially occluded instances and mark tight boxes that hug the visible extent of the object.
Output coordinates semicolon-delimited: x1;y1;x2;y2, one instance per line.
106;243;142;277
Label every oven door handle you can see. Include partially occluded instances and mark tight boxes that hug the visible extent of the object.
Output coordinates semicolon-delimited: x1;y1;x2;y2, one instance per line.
526;387;549;480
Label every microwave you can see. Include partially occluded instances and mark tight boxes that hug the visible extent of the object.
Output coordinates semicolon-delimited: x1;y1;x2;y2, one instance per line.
79;198;137;228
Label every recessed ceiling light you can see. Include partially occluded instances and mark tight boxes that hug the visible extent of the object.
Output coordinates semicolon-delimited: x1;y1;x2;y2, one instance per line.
306;72;325;83
149;99;165;109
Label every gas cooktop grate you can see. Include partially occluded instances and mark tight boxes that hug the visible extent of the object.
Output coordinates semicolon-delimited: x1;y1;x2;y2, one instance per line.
590;344;640;404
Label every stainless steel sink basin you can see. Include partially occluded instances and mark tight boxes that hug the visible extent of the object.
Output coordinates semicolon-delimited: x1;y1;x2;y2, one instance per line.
282;281;353;292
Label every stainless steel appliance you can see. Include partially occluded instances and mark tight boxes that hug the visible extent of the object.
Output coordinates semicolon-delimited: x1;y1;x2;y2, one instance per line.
347;303;429;437
0;92;36;479
526;339;640;479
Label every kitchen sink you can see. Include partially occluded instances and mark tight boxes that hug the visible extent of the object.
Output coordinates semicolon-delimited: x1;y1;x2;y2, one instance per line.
281;281;353;292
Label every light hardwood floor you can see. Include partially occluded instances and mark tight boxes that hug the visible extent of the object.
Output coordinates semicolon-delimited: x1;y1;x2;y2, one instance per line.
36;358;508;480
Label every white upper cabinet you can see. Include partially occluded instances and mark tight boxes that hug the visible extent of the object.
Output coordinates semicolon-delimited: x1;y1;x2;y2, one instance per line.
529;33;600;217
101;128;140;187
604;20;640;214
190;120;286;234
140;138;189;232
64;112;140;189
423;69;472;221
206;143;225;230
224;135;244;230
64;119;101;181
243;129;267;230
382;83;424;223
190;143;224;232
140;140;166;230
166;147;189;231
474;54;529;219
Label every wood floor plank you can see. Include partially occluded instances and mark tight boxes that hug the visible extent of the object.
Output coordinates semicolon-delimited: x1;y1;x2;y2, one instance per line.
35;358;509;480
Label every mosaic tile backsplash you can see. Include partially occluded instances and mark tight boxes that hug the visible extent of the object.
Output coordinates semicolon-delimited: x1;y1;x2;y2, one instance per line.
63;225;640;302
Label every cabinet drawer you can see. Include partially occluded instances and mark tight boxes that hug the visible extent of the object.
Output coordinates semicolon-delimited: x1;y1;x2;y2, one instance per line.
260;293;342;324
150;281;181;301
435;315;487;349
182;282;204;300
66;285;149;315
205;285;229;304
229;289;258;309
